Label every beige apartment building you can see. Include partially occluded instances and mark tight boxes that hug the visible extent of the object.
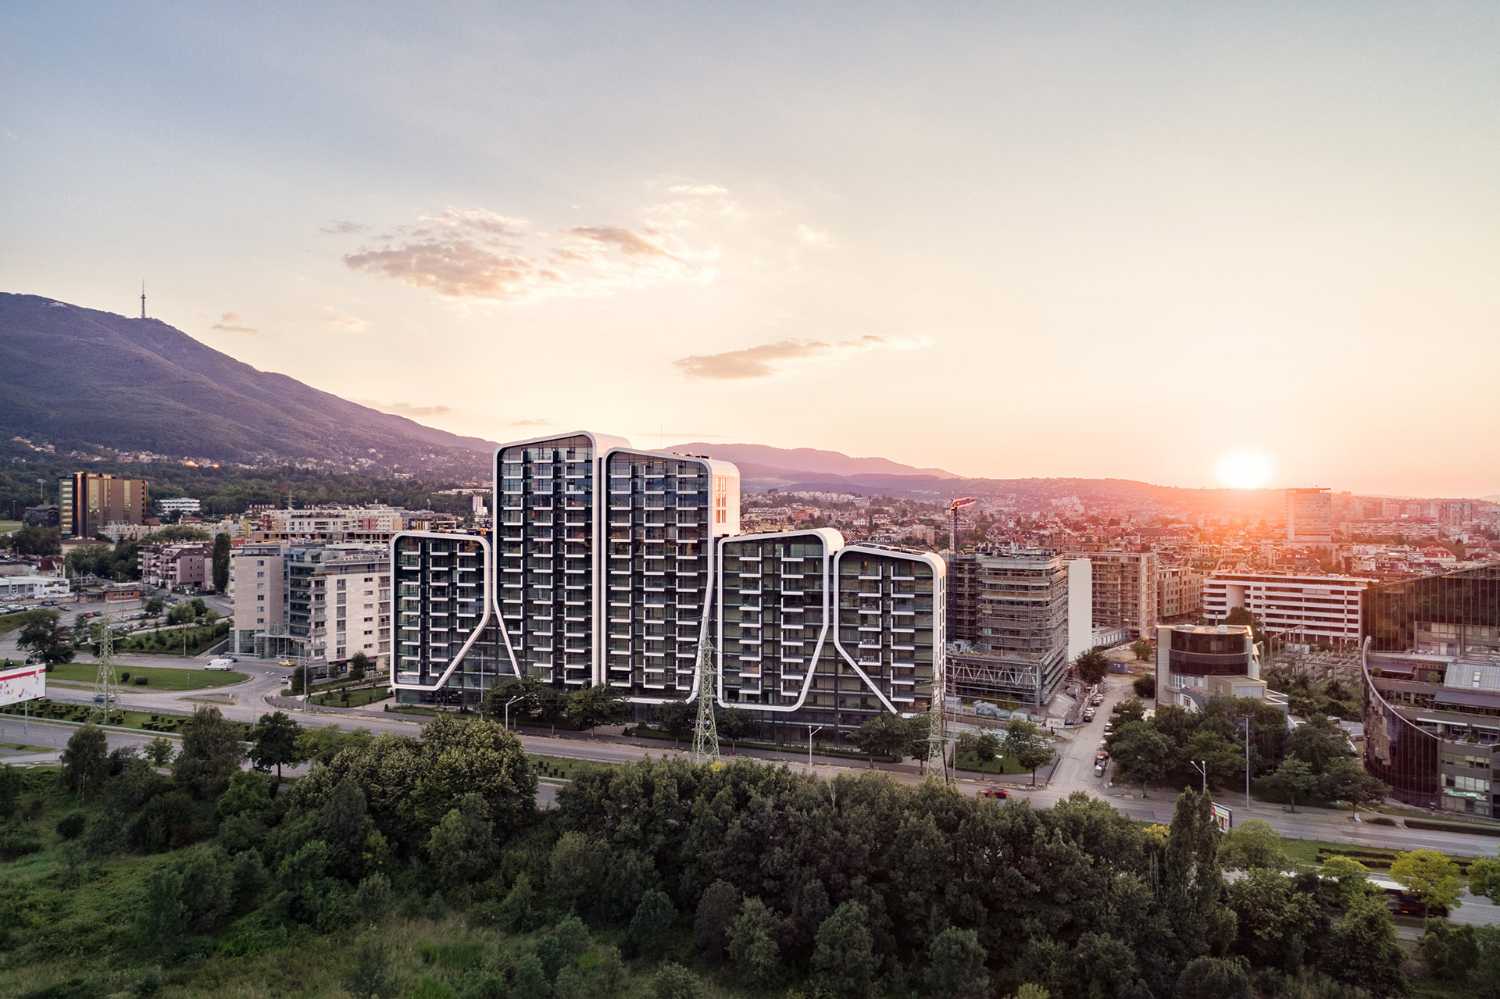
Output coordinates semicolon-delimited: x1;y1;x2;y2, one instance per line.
231;542;390;674
1064;550;1158;639
1158;563;1206;620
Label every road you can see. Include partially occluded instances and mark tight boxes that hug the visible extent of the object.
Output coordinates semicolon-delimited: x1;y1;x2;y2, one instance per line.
10;601;1500;859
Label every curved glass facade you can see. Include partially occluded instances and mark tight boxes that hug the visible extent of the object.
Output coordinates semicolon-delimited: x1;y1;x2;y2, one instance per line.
1363;565;1500;657
1360;641;1441;808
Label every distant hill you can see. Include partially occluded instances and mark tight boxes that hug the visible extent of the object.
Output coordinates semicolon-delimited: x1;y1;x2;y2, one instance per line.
669;441;957;482
0;293;497;476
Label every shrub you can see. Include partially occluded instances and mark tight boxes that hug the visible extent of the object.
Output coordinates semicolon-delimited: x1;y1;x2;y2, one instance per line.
652;963;705;999
0;826;42;860
55;812;87;840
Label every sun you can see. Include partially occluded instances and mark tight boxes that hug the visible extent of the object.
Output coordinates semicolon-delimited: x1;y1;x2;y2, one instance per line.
1215;449;1274;490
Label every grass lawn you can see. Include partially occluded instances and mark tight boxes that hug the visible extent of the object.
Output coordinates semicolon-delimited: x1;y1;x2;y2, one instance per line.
0;519;21;535
45;662;247;691
0;610;34;636
528;753;621;782
953;750;1028;776
0;742;52;754
309;684;392;708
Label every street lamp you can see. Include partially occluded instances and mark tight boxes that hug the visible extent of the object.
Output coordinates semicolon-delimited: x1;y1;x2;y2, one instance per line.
1188;759;1207;795
504;694;523;730
806;724;823;772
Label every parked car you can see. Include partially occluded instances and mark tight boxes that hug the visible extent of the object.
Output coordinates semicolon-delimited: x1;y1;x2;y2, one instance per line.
1094;750;1110;765
979;786;1010;799
1090;694;1105;706
1094;762;1107;778
1082;708;1096;722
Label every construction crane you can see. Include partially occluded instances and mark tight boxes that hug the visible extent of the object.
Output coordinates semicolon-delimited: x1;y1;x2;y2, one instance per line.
948;497;977;552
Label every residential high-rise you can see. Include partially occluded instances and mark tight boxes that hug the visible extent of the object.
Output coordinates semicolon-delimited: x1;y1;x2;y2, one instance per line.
1286;487;1333;546
946;547;1069;708
391;430;944;730
59;472;149;537
1157;563;1206;620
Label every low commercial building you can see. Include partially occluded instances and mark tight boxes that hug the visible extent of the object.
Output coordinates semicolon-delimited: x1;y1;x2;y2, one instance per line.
246;506;406;545
1203;571;1372;647
1361;565;1500;816
0;575;70;600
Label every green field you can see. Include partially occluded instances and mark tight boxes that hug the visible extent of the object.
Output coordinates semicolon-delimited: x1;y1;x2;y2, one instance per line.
0;611;31;636
0;519;21;535
45;662;248;691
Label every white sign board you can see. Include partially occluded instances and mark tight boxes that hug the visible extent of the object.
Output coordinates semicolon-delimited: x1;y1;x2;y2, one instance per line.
0;664;46;708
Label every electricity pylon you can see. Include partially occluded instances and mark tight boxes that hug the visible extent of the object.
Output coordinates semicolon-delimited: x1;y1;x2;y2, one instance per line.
92;616;118;724
691;637;720;763
928;655;951;783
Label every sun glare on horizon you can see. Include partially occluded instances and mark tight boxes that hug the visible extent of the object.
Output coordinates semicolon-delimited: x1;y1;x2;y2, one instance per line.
1215;449;1274;490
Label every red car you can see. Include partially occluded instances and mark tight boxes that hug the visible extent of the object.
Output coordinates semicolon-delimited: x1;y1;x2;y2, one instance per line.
979;787;1010;799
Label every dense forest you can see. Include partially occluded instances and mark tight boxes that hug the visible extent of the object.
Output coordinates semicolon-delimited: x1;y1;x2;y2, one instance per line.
3;709;1467;998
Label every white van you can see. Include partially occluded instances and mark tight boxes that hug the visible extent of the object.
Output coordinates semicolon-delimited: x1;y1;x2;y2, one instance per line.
205;657;234;671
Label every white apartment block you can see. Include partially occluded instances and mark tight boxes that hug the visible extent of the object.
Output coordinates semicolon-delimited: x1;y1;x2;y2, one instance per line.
391;430;943;729
247;506;406;545
157;497;202;515
1203;571;1373;646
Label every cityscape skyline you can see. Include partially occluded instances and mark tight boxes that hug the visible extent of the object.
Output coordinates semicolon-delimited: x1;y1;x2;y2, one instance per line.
5;5;1499;498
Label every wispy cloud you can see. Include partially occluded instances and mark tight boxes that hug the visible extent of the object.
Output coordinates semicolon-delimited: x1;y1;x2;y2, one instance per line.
320;219;366;235
341;191;724;303
210;311;257;334
509;418;550;427
361;400;453;419
674;335;930;380
322;306;369;334
796;223;832;247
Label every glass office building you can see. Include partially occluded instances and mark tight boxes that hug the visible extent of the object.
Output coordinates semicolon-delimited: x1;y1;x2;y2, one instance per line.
1360;566;1500;815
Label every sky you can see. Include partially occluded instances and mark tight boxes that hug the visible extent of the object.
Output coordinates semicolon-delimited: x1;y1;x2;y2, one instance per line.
3;3;1498;497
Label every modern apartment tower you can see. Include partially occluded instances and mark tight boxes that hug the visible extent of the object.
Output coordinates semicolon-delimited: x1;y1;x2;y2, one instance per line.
1286;487;1334;546
59;472;149;537
945;547;1070;709
392;430;942;730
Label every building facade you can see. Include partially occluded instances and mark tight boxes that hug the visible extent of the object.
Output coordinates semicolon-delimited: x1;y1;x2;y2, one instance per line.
246;506;407;545
230;542;389;673
1154;623;1269;710
1286;487;1334;545
1064;550;1158;638
138;541;212;591
59;472;149;537
1361;565;1500;815
1157;563;1206;620
1203;571;1372;646
946;548;1069;708
157;497;202;516
391;430;943;730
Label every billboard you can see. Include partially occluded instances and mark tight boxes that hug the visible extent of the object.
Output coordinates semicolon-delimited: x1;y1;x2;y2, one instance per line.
0;664;46;708
1211;801;1233;833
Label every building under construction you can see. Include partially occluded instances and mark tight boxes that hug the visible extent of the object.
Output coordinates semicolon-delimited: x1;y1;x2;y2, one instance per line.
945;547;1070;709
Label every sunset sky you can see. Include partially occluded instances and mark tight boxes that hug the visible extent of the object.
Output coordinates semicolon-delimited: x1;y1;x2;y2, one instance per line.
3;4;1498;497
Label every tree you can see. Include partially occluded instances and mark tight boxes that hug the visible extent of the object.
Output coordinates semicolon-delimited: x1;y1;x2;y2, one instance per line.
211;533;230;593
1262;757;1317;812
694;879;741;961
1390;849;1463;918
495;872;540;932
1225;607;1264;646
715;706;755;750
1109;722;1172;796
60;725;109;798
924;926;990;999
1468;858;1500;904
1217;820;1288;871
564;683;627;733
348;651;370;682
1173;956;1250;999
850;712;908;767
903;713;933;772
956;730;1002;766
656;701;694;745
652;963;705;999
1114;696;1147;726
144;596;165;618
167;603;196;626
1133;674;1157;698
728;897;782;988
812;901;875;998
1327;887;1406;996
1131;638;1153;662
143;736;175;767
1004;719;1054;786
1421;920;1480;982
629;889;677;958
246;711;306;786
1318;757;1387;816
1285;714;1351;773
426;793;497;891
537;915;592;979
173;706;244;800
549;830;608;914
17;609;73;665
1075;648;1110;686
9;525;61;556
